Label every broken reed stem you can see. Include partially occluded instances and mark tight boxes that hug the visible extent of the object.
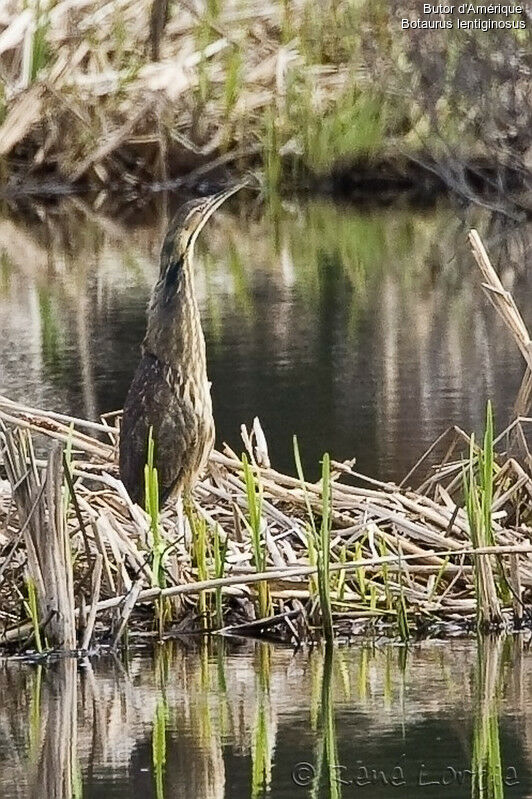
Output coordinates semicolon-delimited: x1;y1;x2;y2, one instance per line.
469;229;532;372
2;430;76;649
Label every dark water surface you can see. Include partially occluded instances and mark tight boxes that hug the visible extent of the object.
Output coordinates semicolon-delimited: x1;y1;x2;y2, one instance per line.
0;197;530;480
0;637;531;798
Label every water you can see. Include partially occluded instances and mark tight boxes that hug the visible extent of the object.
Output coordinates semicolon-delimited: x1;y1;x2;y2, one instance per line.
0;637;531;798
0;196;530;480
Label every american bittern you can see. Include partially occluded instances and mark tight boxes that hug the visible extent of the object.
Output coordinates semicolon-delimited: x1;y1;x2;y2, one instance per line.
119;182;247;505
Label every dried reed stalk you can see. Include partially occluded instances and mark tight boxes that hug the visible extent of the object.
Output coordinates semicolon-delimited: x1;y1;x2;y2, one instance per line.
0;387;531;649
469;229;532;371
2;428;76;649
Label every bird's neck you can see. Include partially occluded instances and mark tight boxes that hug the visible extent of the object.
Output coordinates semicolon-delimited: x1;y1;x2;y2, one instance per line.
143;258;206;370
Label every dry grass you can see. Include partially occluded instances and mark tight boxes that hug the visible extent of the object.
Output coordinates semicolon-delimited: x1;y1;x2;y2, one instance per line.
0;1;529;200
0;391;531;650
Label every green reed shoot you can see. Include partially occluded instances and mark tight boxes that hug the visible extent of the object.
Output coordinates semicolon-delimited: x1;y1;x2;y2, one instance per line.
395;544;410;643
293;437;334;642
427;555;451;603
144;428;169;635
293;436;319;599
28;0;51;83
293;436;317;534
465;402;496;549
369;584;378;612
213;523;228;628
145;428;163;586
336;546;346;601
242;453;271;618
396;589;410;644
189;507;210;630
463;401;504;627
378;536;393;610
354;540;366;599
25;577;42;653
318;453;334;642
306;527;319;599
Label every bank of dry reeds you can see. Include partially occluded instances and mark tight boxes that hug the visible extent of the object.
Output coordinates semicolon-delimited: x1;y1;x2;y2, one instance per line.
0;394;531;651
0;1;529;204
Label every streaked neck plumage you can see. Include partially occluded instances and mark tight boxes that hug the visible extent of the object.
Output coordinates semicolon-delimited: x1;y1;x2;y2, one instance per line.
144;246;206;373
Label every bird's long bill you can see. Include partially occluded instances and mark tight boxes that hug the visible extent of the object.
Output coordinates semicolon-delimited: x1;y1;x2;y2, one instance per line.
190;179;249;246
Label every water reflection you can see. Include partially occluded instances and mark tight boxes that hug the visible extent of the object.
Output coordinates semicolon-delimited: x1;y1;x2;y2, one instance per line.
0;199;530;479
472;637;505;799
251;645;274;798
26;661;79;799
313;644;341;799
1;638;532;798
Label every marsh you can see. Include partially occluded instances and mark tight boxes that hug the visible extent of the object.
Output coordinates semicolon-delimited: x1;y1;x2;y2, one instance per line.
1;197;530;481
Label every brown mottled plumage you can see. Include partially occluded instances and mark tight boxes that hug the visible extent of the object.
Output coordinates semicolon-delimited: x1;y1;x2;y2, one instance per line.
119;183;247;505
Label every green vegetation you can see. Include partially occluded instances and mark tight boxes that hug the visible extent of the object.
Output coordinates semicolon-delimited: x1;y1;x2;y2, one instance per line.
213;523;228;628
25;577;42;653
145;428;170;635
242;453;271;619
287;81;388;174
188;506;210;630
463;402;504;629
0;0;527;201
293;437;334;642
27;0;51;83
318;454;334;643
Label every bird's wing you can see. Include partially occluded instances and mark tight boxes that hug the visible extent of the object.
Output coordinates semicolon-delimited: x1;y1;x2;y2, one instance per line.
119;352;197;505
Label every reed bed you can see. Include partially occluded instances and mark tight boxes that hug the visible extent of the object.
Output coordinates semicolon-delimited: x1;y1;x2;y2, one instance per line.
0;0;529;204
0;227;531;652
0;391;531;653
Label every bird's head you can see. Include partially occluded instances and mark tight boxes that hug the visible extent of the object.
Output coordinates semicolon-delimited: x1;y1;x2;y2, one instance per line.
159;181;248;287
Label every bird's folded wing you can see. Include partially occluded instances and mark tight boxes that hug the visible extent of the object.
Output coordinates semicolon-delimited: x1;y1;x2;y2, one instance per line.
119;352;196;504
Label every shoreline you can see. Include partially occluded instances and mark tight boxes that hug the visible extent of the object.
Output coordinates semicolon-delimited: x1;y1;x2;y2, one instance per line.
0;1;528;213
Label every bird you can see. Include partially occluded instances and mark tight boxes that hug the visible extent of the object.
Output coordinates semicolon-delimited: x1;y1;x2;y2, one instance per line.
119;181;247;506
